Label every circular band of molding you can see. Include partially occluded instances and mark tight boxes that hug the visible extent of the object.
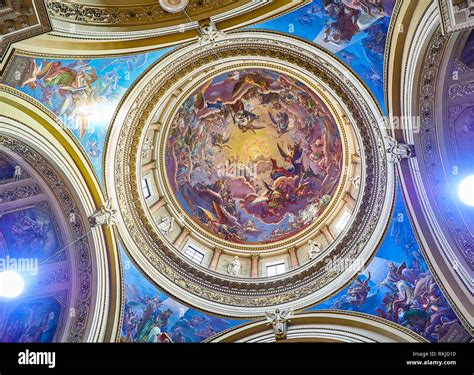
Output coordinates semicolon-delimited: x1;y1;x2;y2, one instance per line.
155;60;353;253
105;31;395;318
14;1;304;55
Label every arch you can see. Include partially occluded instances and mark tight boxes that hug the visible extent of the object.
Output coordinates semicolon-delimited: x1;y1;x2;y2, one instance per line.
385;1;473;334
0;86;122;342
207;311;427;343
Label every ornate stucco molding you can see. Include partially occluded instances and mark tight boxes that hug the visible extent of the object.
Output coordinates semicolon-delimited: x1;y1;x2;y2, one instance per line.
0;87;123;341
0;0;51;65
41;0;307;48
46;0;235;26
437;0;474;35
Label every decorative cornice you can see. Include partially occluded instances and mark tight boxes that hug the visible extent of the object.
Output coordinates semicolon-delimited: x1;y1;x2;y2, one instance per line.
437;0;474;35
0;182;41;202
46;0;237;26
0;0;52;64
206;310;428;343
39;0;308;49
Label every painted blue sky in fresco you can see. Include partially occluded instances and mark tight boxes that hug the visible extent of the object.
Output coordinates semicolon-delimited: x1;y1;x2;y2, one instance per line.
311;185;472;342
249;0;393;113
5;49;171;181
120;246;244;343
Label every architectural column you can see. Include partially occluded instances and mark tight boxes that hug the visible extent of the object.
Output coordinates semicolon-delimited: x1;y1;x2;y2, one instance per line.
343;192;356;208
209;248;222;271
288;247;299;269
321;225;334;243
174;228;190;248
251;255;259;278
142;160;157;173
149;198;166;214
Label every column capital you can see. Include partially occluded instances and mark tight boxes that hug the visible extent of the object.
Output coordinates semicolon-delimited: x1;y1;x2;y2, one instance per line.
343;192;356;207
288;246;299;269
321;225;334;243
149;122;162;131
149;198;166;214
174;228;190;247
142;160;157;172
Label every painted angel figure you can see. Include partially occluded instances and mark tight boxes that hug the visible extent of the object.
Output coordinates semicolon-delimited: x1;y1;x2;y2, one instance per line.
20;59;98;140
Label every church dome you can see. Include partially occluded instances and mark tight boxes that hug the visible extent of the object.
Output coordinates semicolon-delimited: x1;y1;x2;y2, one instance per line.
105;31;396;317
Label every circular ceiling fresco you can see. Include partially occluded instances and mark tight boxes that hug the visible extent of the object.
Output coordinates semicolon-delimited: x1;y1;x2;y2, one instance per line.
165;68;343;245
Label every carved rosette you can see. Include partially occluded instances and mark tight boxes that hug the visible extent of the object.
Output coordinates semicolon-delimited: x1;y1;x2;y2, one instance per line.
105;32;395;317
